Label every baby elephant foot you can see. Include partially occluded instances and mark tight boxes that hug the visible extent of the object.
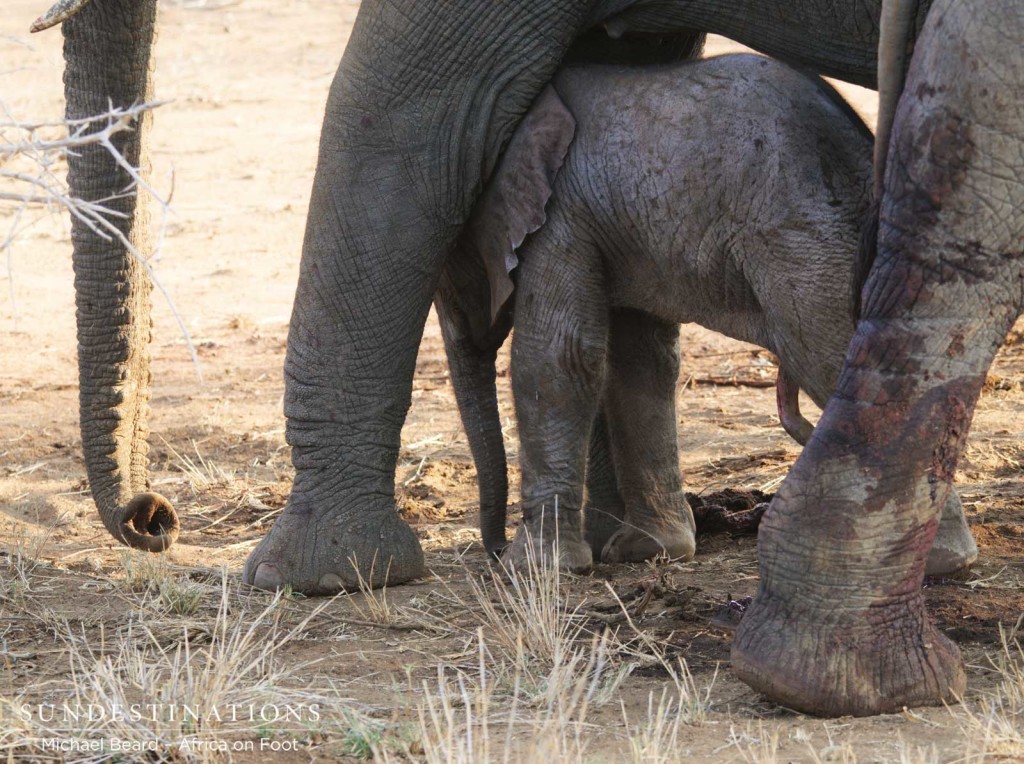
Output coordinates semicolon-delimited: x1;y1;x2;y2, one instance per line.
926;491;978;576
502;523;593;573
601;519;696;564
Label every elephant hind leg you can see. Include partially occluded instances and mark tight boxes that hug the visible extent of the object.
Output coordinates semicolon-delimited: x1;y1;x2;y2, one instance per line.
599;309;695;564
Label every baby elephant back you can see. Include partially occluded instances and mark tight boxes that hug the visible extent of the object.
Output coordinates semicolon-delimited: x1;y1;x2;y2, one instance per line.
554;53;873;231
553;54;873;406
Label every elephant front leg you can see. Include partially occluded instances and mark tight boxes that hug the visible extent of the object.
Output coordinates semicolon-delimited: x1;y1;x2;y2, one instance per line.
599;309;695;564
506;239;606;573
729;314;990;714
732;0;1024;715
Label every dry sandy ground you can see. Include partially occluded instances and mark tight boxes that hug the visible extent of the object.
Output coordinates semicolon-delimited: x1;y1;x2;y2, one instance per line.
1;2;1022;761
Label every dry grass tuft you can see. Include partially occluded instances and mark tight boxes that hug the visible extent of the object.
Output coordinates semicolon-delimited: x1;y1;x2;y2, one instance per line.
895;741;941;764
376;541;723;762
165;439;236;493
157;575;206;617
958;622;1024;759
119;550;206;616
727;723;781;763
466;548;581;664
0;573;371;762
347;553;401;626
391;631;593;764
119;548;176;593
623;686;690;763
0;526;53;605
622;659;716;763
458;538;633;704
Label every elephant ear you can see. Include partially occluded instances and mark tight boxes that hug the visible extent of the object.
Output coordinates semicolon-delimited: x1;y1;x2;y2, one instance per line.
465;85;576;324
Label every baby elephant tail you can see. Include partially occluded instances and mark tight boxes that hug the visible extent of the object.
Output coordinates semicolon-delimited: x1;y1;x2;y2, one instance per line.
776;367;815;446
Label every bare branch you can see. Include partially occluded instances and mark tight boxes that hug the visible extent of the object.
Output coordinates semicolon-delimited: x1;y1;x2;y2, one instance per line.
30;0;95;34
0;100;202;382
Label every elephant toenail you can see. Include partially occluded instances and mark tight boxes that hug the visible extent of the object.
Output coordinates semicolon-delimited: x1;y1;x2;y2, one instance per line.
251;563;284;591
319;573;345;592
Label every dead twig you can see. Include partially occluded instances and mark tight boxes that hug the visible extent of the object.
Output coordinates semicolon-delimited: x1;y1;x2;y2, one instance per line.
687;375;775;389
1;99;202;381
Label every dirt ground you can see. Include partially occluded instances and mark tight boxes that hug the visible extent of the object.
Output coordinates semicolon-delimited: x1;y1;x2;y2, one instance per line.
2;2;1023;762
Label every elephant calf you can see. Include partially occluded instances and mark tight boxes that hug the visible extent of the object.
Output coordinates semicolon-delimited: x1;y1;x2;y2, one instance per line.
452;52;978;573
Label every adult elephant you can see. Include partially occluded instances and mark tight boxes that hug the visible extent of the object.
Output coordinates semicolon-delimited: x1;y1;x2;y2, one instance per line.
732;0;1024;716
38;0;1022;716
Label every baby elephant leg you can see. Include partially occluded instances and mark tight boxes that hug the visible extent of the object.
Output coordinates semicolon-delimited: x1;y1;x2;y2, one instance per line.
928;489;978;575
507;232;606;572
600;309;696;563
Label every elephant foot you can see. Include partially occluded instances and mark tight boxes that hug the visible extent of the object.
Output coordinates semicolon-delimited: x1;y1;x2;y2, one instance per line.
600;521;696;564
926;491;978;576
731;591;966;716
242;501;424;594
600;500;696;564
502;513;592;573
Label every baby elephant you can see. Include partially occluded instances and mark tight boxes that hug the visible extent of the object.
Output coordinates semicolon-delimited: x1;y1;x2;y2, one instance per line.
457;53;976;572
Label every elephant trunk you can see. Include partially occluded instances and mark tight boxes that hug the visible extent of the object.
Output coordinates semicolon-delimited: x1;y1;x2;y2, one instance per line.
62;0;179;551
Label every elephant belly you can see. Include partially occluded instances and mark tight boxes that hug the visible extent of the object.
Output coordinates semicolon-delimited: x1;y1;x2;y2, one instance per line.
605;249;772;352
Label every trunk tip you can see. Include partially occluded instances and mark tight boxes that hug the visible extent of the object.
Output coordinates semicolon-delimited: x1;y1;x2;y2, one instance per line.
484;540;508;560
117;493;180;552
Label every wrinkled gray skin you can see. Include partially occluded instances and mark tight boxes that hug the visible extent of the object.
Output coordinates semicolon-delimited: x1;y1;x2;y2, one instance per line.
53;0;1022;716
731;0;1024;716
460;54;976;575
54;0;927;571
